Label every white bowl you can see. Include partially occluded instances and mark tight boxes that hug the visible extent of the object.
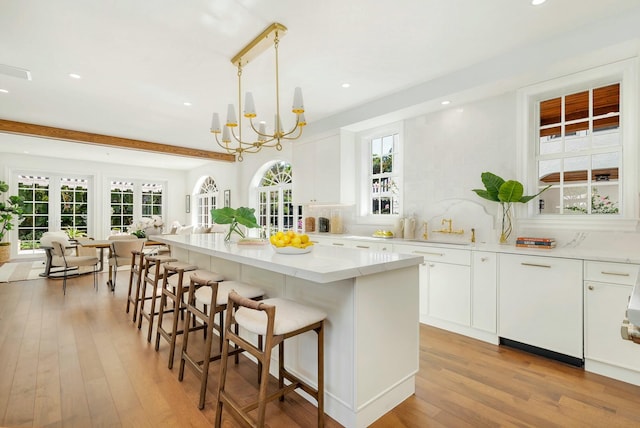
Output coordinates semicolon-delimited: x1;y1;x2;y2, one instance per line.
272;245;313;254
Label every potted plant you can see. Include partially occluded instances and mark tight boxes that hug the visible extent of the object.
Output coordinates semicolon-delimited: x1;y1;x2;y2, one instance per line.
472;172;550;243
211;206;260;242
0;180;25;263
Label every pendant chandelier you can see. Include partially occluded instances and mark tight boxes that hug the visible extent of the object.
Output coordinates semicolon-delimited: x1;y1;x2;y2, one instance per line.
210;23;306;161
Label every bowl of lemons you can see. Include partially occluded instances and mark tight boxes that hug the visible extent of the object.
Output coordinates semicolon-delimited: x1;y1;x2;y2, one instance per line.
270;231;314;254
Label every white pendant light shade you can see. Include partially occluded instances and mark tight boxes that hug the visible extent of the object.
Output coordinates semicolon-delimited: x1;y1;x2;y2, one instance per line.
292;87;304;114
226;104;238;127
222;125;231;143
257;122;267;142
210;113;221;133
244;92;256;118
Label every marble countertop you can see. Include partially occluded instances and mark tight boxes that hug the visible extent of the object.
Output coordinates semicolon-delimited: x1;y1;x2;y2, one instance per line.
154;233;423;284
309;233;640;265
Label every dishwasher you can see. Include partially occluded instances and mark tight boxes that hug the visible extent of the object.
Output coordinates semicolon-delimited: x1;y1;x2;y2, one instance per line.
498;253;584;366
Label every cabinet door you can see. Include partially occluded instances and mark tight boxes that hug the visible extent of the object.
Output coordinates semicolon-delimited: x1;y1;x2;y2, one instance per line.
472;251;497;333
499;254;583;358
292;134;340;204
427;262;471;326
586;281;640;369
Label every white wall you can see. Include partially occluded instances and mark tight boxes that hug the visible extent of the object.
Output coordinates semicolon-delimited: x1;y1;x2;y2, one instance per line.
0;150;188;241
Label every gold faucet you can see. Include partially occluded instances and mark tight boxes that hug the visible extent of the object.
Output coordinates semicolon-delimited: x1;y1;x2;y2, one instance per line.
422;221;428;240
471;228;475;243
434;218;464;234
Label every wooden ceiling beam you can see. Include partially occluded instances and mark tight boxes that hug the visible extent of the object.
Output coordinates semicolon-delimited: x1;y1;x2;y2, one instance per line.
0;119;236;162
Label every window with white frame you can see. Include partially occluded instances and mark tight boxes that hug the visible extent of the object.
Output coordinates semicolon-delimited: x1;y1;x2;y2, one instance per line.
519;59;638;228
256;162;298;236
196;177;219;227
368;132;400;216
109;179;165;234
537;83;621;215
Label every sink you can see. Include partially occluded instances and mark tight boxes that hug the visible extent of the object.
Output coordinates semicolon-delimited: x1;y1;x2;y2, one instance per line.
404;239;472;247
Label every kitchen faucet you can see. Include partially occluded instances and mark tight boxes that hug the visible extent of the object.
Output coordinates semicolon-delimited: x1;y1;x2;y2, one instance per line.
434;218;464;234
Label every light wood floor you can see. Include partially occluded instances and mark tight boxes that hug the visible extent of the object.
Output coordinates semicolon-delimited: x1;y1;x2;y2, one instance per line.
2;271;640;427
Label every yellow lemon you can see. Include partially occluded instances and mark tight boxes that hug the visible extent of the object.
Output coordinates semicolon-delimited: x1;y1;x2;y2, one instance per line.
291;236;302;246
276;231;284;239
300;234;309;244
269;235;278;245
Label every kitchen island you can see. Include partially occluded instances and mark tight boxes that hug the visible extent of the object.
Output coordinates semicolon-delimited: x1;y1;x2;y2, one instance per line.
154;233;422;428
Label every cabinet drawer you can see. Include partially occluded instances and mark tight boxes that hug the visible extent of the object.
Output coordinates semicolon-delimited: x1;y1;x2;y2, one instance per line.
393;244;470;265
585;261;639;285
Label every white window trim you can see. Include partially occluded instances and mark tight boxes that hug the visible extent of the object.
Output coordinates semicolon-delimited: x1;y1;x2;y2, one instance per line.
105;177;167;234
516;58;639;232
356;121;404;225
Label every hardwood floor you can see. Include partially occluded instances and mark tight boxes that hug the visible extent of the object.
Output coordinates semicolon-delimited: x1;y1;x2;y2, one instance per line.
2;272;640;427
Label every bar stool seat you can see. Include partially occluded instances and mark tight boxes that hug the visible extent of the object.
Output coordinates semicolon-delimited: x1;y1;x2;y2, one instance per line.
154;261;199;368
179;275;264;409
215;293;326;428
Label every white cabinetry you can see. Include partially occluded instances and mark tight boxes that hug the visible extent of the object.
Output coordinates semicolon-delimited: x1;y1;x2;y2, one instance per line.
292;134;340;204
472;251;497;335
585;261;640;385
499;254;583;362
311;235;390;251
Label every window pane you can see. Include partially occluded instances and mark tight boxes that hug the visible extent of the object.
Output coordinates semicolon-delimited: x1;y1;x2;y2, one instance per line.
565;90;589;122
539;159;561;185
564;186;588;215
539;187;559;214
593;120;620;148
593;83;619;117
591;185;619;214
564;156;589;183
540;97;561;126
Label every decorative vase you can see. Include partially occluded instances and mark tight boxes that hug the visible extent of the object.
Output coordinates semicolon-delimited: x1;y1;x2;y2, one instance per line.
224;222;246;242
499;202;513;244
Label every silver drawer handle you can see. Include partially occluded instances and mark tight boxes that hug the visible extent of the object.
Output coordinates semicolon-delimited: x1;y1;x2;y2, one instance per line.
521;262;551;268
355;245;369;249
332;243;344;246
601;271;630;277
414;251;444;256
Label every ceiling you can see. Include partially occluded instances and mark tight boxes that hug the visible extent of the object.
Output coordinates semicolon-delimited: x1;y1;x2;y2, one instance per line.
1;0;640;169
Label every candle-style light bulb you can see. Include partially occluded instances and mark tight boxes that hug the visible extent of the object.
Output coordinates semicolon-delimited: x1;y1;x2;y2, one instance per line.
297;113;307;127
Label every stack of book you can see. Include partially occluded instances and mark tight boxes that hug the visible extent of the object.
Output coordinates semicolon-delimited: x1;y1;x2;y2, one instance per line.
515;237;556;249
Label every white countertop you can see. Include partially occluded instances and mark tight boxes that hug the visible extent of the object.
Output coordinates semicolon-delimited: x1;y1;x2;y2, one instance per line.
154;233;423;284
310;233;640;265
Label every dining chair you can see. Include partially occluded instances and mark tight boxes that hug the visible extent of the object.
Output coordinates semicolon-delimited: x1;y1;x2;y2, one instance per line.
107;238;146;292
51;240;100;295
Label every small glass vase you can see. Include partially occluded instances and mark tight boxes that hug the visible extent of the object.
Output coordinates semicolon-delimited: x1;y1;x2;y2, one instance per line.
499;202;513;244
224;222;246;243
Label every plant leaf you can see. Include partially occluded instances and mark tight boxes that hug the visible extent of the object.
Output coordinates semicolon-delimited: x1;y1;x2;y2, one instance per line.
234;207;260;228
211;207;236;224
519;184;552;203
480;172;504;202
498;180;524;203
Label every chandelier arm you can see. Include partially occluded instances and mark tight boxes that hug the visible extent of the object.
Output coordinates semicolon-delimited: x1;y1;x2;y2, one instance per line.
274;31;281;137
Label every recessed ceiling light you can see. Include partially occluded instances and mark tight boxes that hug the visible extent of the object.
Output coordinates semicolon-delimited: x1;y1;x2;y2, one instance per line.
531;0;546;5
0;89;8;93
183;102;192;106
69;73;81;79
341;83;351;88
441;100;451;105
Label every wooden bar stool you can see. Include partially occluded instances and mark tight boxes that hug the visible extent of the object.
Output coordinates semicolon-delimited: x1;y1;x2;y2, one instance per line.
154;261;200;368
137;254;177;342
126;249;146;322
215;292;326;428
179;274;264;410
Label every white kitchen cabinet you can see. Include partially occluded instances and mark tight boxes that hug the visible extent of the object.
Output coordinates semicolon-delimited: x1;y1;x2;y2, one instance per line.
472;251;497;334
499;253;583;361
393;244;471;328
585;261;640;385
292;134;341;204
311;235;390;251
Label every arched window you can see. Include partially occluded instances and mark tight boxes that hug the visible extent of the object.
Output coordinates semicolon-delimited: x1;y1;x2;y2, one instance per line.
196;177;219;227
257;162;297;235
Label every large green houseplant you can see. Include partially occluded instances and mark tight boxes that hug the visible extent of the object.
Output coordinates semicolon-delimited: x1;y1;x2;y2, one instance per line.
211;206;260;242
0;180;25;263
472;172;550;243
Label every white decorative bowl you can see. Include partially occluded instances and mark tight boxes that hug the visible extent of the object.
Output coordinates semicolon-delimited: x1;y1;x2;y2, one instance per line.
272;245;313;254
